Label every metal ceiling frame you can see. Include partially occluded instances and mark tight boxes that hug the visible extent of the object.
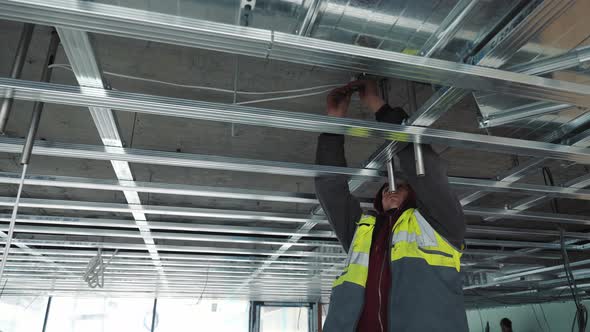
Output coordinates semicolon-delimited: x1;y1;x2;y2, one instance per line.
56;24;168;284
1;80;590;162
0;0;589;305
250;0;588;288
1;196;589;248
3;170;590;206
477;46;590;128
0;0;589;107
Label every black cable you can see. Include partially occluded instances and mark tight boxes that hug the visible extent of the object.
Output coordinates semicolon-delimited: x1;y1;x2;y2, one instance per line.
477;307;484;332
560;228;588;332
195;265;210;306
543;166;587;332
542;167;560;214
539;303;551;332
532;304;545;332
0;278;7;299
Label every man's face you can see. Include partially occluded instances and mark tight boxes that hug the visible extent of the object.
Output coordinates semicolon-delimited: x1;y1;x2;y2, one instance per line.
381;184;410;211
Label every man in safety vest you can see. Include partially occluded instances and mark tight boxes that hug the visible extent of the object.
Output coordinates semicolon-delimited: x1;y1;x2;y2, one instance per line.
315;80;468;331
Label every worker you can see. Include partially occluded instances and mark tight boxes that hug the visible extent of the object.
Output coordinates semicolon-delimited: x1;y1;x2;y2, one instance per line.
315;80;467;331
500;318;513;332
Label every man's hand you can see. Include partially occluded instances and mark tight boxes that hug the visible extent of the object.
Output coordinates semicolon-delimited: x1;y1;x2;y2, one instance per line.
349;80;385;113
326;86;352;117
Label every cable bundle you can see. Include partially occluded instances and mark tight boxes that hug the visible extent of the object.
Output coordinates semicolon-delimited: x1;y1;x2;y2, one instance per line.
83;248;119;288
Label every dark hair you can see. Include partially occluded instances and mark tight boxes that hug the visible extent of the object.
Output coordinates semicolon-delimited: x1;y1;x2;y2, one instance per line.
373;183;415;213
500;318;512;328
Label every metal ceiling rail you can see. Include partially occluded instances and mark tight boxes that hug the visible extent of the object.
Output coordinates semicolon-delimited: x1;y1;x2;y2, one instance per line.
0;290;323;303
459;131;590;207
4;171;590;204
418;0;480;58
0;136;385;180
466;225;590;240
2;218;582;252
479;101;573;128
0;238;347;259
484;172;590;222
464;249;560;260
463;207;590;226
2;277;330;290
0;280;331;295
2;197;589;250
5;255;340;272
0;171;368;206
449;176;590;200
2;266;337;282
56;26;166;281
0;224;340;248
1;266;316;280
2;83;590;163
5;213;590;244
6;248;344;266
467;172;590;266
6;246;554;263
2;195;590;229
0;214;336;238
0;197;327;224
465;239;582;250
0;1;588;107
0;281;331;296
478;46;590;128
464;258;590;290
6;253;506;273
6;214;590;252
504;45;590;75
0;279;325;293
0;282;329;298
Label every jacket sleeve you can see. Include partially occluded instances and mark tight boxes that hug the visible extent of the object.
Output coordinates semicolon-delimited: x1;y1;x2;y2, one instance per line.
314;133;362;252
376;105;466;248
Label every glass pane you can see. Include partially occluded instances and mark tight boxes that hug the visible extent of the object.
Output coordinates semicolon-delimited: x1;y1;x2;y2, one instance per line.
0;296;48;332
45;297;154;332
154;299;249;332
261;306;309;332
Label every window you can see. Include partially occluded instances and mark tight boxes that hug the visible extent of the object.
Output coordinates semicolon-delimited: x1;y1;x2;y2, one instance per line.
44;297;154;332
260;306;309;332
154;299;249;332
0;295;49;332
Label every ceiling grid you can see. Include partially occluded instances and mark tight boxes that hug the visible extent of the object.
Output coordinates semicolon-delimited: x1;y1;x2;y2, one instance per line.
0;0;589;307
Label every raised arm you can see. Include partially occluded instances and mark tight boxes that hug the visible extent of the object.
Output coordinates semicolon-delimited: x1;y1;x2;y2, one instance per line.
351;80;465;248
314;87;362;252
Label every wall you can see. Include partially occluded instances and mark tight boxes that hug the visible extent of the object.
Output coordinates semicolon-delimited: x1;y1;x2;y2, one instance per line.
467;300;590;332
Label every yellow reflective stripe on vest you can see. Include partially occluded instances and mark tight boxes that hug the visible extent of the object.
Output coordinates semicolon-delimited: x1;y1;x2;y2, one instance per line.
391;209;462;272
333;263;369;287
333;215;375;287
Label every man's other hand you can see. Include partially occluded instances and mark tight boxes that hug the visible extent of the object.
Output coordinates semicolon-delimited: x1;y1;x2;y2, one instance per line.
326;86;352;117
349;80;385;113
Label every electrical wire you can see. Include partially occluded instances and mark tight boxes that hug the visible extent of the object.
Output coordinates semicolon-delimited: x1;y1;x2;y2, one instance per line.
543;166;587;332
477;307;484;332
0;278;7;299
48;64;342;95
83;248;119;288
542;167;560;213
560;228;588;332
195;265;210;306
539;303;551;332
235;88;334;105
532;304;546;332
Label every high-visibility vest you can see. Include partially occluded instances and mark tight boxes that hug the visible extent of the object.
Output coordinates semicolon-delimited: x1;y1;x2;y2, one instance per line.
323;208;468;332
